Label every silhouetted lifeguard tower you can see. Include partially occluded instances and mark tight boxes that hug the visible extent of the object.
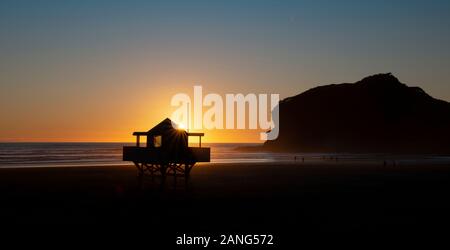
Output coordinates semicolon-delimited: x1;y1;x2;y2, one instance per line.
123;118;210;177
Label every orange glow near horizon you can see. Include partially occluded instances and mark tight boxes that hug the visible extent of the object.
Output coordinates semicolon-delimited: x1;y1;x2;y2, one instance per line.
0;78;273;143
0;102;267;143
0;129;265;143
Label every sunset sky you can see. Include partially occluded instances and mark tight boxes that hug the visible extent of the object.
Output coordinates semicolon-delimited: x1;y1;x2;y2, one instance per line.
1;0;450;142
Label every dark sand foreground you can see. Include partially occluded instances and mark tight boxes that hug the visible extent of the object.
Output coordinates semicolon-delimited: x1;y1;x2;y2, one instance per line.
1;161;450;247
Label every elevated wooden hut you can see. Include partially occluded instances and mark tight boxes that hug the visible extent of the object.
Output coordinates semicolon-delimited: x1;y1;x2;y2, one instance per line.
123;118;210;177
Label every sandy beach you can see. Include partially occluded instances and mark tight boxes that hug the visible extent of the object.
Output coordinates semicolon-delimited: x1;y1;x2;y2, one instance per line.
1;161;450;247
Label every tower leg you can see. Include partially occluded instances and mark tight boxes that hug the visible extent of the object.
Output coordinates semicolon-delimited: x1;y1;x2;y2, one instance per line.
160;164;167;177
184;163;195;177
133;162;144;176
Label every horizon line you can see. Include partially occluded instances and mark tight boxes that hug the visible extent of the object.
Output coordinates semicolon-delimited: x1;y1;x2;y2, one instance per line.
0;141;263;144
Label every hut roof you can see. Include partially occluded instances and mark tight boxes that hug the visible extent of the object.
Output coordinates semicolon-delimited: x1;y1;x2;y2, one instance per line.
147;118;176;135
132;118;177;136
131;118;204;137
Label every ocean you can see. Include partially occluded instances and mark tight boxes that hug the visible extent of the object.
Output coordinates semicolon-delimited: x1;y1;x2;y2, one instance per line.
0;143;275;168
1;143;450;168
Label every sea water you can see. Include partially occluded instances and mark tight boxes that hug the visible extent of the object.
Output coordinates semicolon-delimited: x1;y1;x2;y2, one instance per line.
1;142;449;168
0;143;271;168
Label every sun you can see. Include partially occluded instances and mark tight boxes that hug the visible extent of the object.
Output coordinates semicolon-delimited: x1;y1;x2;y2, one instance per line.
177;123;186;130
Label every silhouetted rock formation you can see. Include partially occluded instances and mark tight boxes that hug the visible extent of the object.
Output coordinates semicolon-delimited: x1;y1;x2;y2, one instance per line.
263;73;450;153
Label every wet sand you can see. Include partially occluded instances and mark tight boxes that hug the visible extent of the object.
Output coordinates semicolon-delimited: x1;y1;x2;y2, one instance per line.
1;161;450;247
